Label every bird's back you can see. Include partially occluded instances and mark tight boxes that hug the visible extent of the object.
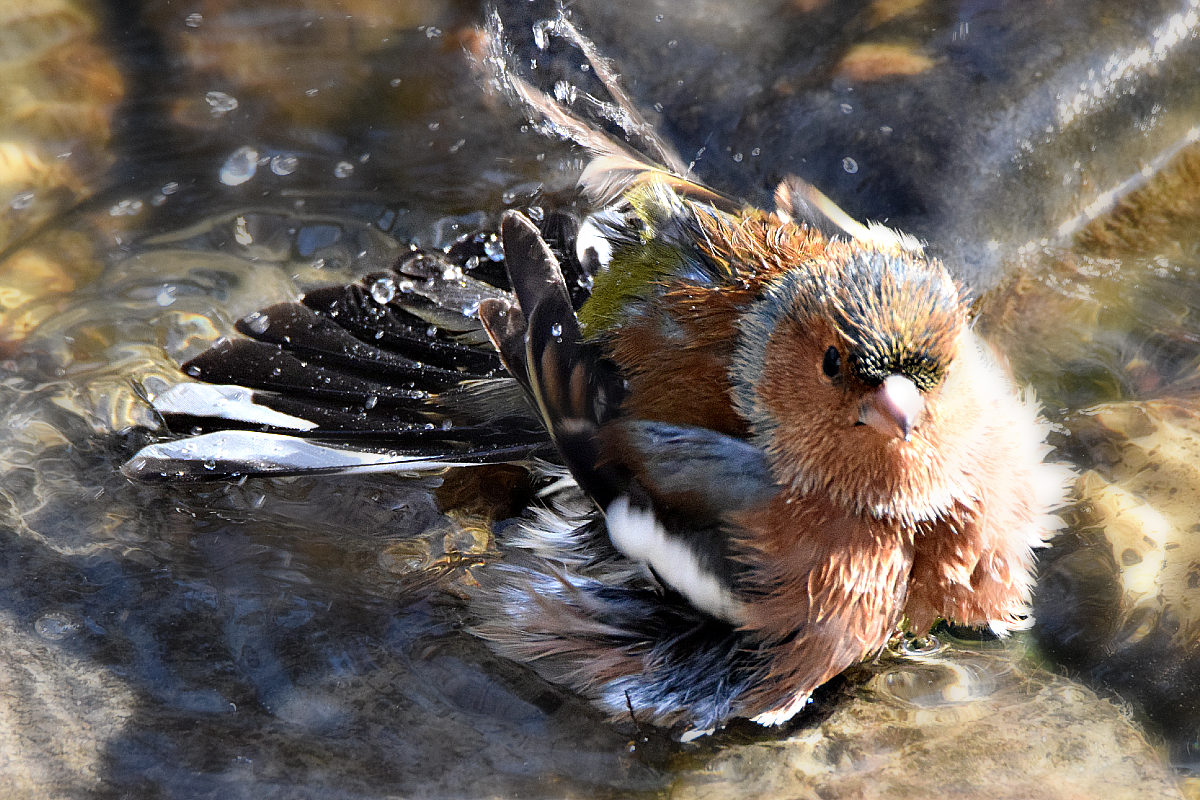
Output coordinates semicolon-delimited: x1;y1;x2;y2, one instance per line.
579;182;830;435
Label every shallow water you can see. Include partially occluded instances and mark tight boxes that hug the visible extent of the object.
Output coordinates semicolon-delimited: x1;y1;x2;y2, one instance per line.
2;0;1199;797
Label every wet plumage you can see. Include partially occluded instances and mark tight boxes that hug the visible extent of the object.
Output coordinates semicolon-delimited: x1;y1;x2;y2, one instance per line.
465;170;1068;731
121;15;1072;737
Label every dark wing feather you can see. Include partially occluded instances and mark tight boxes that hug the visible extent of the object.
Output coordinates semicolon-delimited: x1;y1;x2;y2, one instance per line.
603;420;776;517
480;212;626;503
122;219;591;480
599;420;777;602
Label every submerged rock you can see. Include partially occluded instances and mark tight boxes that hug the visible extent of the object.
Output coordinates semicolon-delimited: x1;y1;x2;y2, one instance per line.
671;647;1183;800
1073;398;1200;638
0;1;123;343
978;100;1200;766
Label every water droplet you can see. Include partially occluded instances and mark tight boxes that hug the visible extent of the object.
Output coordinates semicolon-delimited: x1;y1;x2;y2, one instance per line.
424;26;442;38
751;147;761;157
109;198;144;217
185;365;202;377
233;215;252;246
426;325;438;337
653;102;664;113
396;279;415;293
428;121;440;131
155;285;177;307
655;14;664;22
880;125;894;135
161;181;180;195
465;255;480;270
370;276;397;304
667;40;678;48
184;12;203;27
550;323;563;337
205;90;238;116
35;612;80;641
333;161;354;179
448;138;466;153
732;152;743;163
220;146;259;186
553;81;577;104
842;157;859;174
389;77;402;87
271;154;298;176
441;264;464;281
364;395;379;410
532;19;557;50
440;419;454;430
840;102;853;114
483;236;504;261
527;205;544;222
243;311;270;335
202;459;217;471
460;300;480;316
9;190;34;210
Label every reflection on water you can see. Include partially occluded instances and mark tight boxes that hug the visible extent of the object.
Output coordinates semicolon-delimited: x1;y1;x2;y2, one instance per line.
872;634;1012;710
1;0;1199;796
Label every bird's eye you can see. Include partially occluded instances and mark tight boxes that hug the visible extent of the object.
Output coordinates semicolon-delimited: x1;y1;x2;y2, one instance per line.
822;346;841;379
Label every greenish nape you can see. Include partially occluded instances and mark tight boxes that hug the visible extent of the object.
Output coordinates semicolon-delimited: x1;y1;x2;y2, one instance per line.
578;239;686;336
577;183;692;337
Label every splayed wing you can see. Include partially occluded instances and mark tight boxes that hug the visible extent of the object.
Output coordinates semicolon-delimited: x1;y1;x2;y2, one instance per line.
122;430;539;481
483;6;752;221
120;216;606;480
484;9;688;176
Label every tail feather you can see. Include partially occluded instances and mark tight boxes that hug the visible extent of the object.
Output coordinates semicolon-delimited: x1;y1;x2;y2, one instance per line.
774;176;925;254
469;545;763;732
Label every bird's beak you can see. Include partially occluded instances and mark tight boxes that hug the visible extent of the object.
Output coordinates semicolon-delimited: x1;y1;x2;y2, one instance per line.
859;374;924;441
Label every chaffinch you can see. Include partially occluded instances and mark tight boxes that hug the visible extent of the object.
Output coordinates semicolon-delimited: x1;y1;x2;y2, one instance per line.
123;14;1071;738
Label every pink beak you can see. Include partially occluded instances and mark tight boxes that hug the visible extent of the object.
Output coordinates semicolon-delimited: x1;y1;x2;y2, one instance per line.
860;374;924;440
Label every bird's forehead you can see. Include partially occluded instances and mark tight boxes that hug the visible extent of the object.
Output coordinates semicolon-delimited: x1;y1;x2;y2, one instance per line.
767;248;965;385
828;251;964;384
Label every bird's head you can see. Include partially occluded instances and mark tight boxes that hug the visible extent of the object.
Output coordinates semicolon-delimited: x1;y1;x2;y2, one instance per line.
732;243;975;522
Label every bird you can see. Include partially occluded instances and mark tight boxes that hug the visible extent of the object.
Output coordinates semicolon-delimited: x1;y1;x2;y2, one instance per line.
121;13;1071;737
